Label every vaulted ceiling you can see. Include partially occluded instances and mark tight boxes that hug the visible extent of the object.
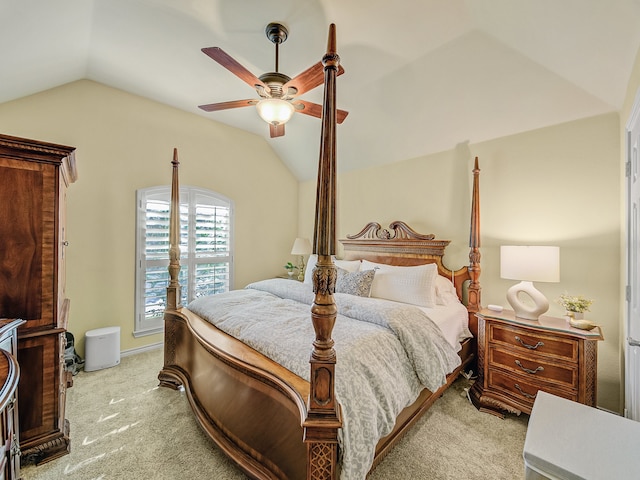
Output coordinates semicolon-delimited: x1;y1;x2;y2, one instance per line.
2;0;640;180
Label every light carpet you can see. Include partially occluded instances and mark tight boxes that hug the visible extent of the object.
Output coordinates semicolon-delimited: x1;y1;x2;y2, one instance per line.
21;348;528;479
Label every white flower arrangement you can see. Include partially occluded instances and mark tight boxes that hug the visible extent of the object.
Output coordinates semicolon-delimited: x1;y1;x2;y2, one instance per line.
557;293;593;313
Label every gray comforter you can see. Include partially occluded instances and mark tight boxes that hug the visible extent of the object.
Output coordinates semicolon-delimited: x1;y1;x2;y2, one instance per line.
188;278;461;480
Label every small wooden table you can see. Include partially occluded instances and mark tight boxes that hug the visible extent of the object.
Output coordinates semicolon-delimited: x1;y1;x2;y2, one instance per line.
469;308;603;417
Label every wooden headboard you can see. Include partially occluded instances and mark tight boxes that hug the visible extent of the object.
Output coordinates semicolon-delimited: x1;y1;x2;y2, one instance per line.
340;221;471;303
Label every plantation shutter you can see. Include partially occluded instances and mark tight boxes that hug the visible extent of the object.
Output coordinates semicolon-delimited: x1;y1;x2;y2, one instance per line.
191;191;232;298
135;186;233;336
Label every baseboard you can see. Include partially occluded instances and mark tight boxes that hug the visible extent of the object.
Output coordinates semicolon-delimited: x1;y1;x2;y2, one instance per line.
598;406;622;416
121;341;163;358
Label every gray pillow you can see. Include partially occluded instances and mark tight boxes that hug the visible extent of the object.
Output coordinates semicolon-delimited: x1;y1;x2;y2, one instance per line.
335;268;376;297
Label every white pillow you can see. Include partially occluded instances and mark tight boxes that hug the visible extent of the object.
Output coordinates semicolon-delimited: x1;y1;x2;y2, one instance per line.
335;259;361;273
360;260;438;307
304;255;361;285
435;275;456;295
436;290;461;306
435;275;461;306
304;254;317;284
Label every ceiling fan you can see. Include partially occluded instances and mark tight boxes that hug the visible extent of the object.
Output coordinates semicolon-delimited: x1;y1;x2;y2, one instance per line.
198;22;348;138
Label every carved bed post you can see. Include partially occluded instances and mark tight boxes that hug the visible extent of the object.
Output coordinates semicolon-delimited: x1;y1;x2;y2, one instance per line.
159;148;183;378
467;157;481;335
303;23;343;480
167;148;182;311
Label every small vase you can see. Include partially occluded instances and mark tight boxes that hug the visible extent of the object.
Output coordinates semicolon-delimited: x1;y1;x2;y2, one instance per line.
566;311;584;320
287;270;294;278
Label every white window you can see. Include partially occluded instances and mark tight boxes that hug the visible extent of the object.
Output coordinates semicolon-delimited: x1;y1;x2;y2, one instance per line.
134;185;233;337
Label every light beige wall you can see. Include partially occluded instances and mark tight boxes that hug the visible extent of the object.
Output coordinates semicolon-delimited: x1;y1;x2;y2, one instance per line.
300;112;622;412
0;80;298;356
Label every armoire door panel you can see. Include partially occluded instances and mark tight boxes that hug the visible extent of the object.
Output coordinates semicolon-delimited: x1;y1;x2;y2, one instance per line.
0;158;58;330
0;165;43;320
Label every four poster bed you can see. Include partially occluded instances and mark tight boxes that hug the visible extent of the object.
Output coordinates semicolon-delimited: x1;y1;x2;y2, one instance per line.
159;24;482;480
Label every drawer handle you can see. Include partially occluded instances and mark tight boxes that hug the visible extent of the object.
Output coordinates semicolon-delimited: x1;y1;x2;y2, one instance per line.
514;383;537;400
515;360;544;375
515;336;544;350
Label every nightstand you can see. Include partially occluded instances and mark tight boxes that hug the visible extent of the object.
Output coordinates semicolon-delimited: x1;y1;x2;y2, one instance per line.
469;308;603;418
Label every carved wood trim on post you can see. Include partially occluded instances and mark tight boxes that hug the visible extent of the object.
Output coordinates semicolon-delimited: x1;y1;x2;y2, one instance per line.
303;23;343;480
467;157;481;315
166;148;182;312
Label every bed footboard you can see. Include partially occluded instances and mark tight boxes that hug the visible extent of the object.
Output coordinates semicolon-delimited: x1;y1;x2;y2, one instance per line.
159;309;309;480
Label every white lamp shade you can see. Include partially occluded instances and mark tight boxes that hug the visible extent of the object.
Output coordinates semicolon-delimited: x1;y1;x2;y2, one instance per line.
290;237;312;255
256;99;295;125
500;246;560;283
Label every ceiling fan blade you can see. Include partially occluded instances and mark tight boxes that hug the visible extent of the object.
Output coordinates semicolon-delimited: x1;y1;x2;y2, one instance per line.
283;62;345;97
202;47;267;90
293;100;349;124
270;123;285;138
198;99;257;112
337;108;349;124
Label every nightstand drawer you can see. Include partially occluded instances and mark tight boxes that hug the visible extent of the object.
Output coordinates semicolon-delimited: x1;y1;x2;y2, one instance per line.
489;324;578;362
488;369;577;408
488;347;578;390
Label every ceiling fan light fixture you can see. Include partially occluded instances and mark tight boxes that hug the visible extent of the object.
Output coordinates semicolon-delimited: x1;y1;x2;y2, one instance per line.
199;21;347;137
256;98;295;125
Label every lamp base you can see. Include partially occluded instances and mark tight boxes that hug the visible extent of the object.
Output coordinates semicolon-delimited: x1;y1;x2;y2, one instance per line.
506;281;549;320
297;256;305;282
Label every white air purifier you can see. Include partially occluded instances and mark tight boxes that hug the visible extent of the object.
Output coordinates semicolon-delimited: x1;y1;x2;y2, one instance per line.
84;326;121;372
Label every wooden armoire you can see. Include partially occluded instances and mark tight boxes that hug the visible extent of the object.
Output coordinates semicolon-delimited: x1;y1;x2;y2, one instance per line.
0;134;78;465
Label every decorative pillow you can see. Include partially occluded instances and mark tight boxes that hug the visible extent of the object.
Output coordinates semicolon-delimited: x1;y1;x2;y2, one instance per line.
335;268;376;297
360;260;438;307
304;255;361;285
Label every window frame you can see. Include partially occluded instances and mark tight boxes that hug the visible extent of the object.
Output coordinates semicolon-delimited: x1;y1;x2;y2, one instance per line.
134;185;233;337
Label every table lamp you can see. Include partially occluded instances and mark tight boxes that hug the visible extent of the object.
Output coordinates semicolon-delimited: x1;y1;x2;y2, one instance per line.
290;237;312;282
500;245;560;320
